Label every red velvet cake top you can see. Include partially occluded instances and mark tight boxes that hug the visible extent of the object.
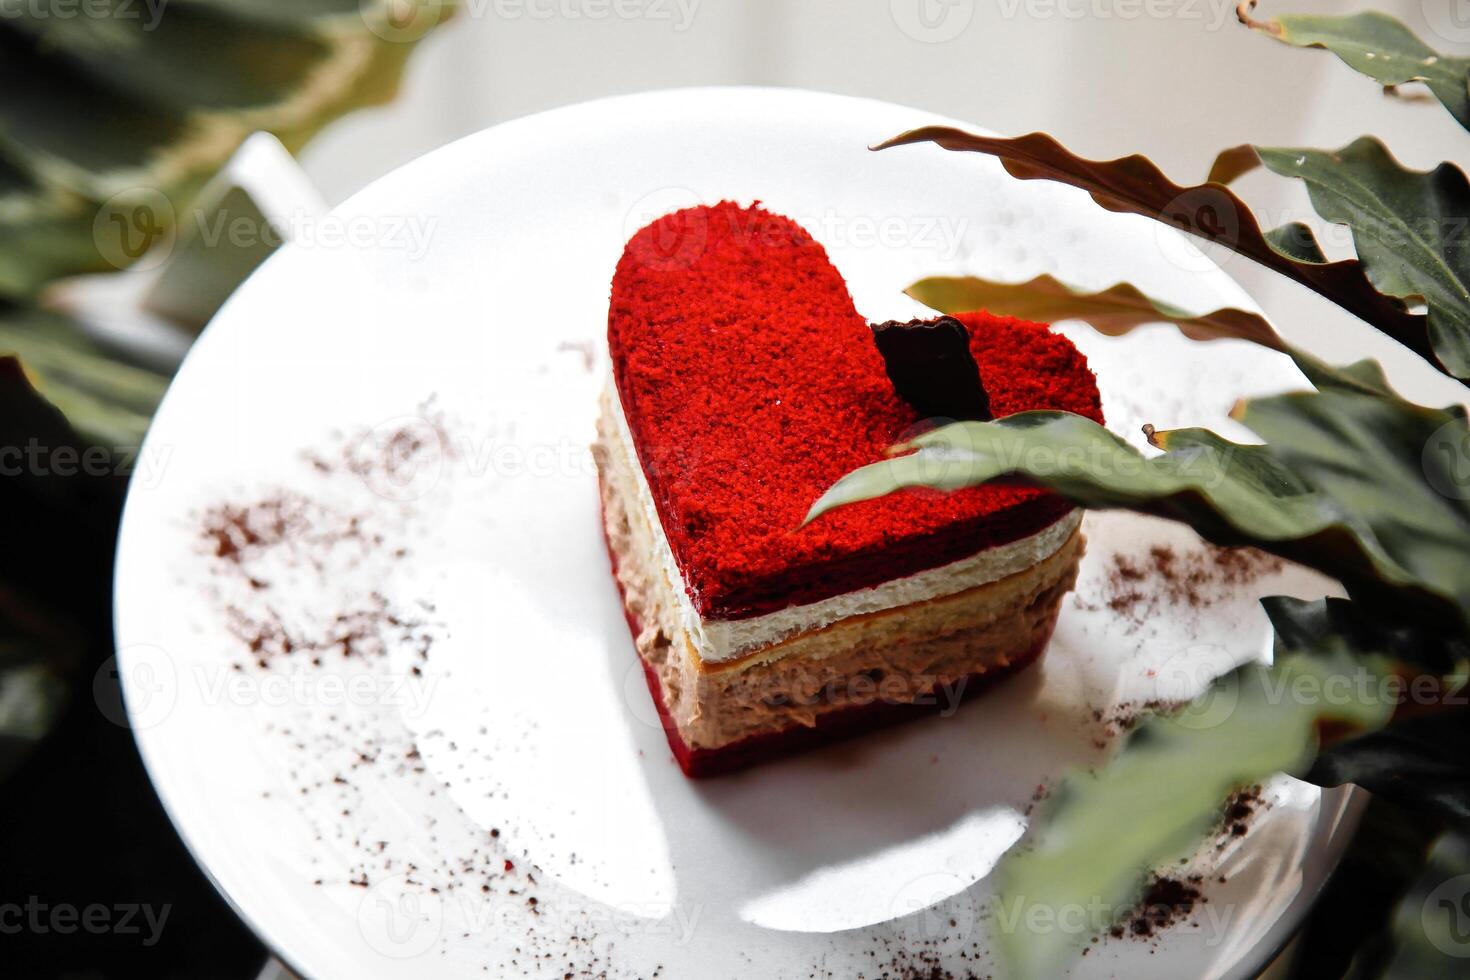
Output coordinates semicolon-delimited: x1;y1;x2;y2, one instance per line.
608;202;1104;620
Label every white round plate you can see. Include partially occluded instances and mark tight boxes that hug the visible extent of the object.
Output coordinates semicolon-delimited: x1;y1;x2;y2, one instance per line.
116;88;1354;980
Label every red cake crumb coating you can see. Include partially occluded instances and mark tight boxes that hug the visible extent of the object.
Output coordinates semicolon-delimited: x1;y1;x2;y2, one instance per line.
608;201;1103;620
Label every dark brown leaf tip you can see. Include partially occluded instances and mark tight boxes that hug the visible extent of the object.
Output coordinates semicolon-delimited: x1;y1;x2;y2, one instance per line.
871;316;992;422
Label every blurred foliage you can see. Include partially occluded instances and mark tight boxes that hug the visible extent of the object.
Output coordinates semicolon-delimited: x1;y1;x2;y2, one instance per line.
1372;832;1470;975
0;0;453;296
0;356;114;775
997;599;1396;976
0;1;451;772
1290;797;1447;980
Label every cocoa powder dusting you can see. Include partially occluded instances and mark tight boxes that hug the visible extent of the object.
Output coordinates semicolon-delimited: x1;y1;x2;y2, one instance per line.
1092;699;1187;743
201;493;379;573
193;416;586;975
194;412;1021;976
1216;784;1269;849
1110;874;1205;940
1098;544;1284;624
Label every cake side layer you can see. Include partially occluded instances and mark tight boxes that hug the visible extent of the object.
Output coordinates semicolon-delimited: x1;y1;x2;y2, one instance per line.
660;541;1080;753
599;385;1080;664
602;511;1050;778
698;529;1079;677
624;607;1050;779
597;435;1082;755
608;202;1104;620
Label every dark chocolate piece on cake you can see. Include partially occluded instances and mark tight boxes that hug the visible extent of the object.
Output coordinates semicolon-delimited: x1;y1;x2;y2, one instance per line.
871;315;993;422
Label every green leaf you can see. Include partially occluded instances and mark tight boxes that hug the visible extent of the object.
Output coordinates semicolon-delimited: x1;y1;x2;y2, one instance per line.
1363;832;1470;976
1289;797;1448;980
1235;387;1470;628
874;127;1434;369
1269;595;1468;676
1260;596;1470;824
1291;353;1401;400
0;310;168;450
1256;139;1470;378
1265;220;1330;263
994;619;1394;977
806;403;1470;630
2;2;335;114
0;1;454;297
1239;7;1470;132
0;643;69;783
0;360;103;778
807;412;1306;526
1312;713;1470;827
906;273;1287;349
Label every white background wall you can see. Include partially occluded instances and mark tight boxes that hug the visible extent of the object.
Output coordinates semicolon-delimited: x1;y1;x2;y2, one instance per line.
301;0;1470;405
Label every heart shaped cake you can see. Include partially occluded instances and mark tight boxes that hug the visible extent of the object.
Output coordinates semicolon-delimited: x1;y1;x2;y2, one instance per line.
596;201;1103;776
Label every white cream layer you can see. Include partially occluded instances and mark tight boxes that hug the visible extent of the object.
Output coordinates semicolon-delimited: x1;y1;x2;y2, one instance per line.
606;379;1081;664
